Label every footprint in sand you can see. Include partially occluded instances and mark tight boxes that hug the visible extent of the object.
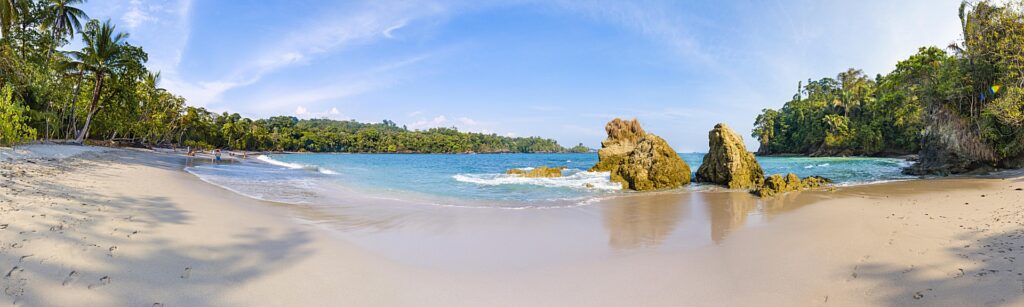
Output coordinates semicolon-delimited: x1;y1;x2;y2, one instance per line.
4;266;22;279
107;246;117;257
62;271;80;286
912;288;933;299
87;276;110;289
181;267;191;279
3;266;25;298
153;303;164;307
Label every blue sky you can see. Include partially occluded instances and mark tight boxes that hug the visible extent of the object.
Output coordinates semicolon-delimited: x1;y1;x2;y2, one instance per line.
80;0;963;152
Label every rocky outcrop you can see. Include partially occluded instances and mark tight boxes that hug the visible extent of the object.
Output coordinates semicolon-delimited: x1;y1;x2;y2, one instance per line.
754;173;831;197
905;104;998;175
506;166;565;178
590;118;691;191
696;123;765;189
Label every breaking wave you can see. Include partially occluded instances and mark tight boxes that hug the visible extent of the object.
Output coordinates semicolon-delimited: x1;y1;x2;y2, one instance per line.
452;169;622;190
257;155;339;175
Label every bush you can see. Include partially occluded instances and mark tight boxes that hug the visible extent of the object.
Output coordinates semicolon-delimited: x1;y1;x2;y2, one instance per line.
0;85;37;147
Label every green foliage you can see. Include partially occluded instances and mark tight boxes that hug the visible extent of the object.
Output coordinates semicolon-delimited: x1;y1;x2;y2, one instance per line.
568;143;590;153
0;84;36;146
0;2;573;154
752;47;950;156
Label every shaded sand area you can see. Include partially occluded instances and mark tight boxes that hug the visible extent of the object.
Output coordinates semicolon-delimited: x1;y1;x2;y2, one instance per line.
1;145;1023;306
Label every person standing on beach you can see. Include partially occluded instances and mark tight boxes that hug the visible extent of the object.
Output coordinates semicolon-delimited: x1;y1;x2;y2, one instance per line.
215;149;222;162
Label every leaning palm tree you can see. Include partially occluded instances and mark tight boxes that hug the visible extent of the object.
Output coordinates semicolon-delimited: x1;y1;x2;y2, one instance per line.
66;19;129;143
40;0;89;60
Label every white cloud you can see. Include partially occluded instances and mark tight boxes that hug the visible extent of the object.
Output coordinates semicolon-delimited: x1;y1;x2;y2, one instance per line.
123;0;156;29
161;2;448;108
383;20;408;39
294;107;347;120
457;117;478;125
408;115;450;129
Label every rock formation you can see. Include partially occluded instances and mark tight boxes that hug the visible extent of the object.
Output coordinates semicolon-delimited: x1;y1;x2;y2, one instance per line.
695;123;765;189
590;118;691;191
754;173;831;197
904;104;999;175
506;166;565;178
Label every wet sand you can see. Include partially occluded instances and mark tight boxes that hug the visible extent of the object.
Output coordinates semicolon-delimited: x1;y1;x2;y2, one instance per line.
1;145;1023;306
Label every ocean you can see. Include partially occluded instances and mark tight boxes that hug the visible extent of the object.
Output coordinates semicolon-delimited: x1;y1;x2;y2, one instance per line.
184;153;915;209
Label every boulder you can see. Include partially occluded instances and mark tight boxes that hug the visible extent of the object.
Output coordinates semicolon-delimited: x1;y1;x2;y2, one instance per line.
590;118;646;173
590;118;691;191
506;166;565;178
754;173;831;197
696;123;765;189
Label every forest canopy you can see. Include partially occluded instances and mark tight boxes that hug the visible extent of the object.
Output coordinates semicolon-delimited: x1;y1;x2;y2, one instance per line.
753;0;1024;168
0;0;570;153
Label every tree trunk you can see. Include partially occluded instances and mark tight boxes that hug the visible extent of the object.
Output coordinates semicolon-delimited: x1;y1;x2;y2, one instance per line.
66;73;84;140
75;73;104;144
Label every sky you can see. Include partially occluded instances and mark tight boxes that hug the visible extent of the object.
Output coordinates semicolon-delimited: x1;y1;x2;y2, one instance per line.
78;0;964;152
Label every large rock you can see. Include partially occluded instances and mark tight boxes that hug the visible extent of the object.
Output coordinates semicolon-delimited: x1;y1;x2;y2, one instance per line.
754;173;831;197
696;123;765;189
590;118;691;191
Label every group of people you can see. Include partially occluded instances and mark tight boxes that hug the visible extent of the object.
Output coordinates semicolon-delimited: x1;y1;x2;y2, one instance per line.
183;147;246;161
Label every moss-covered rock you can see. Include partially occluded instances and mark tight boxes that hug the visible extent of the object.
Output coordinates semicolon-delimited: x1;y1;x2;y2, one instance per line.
754;172;831;197
696;123;765;189
589;118;691;191
506;166;565;178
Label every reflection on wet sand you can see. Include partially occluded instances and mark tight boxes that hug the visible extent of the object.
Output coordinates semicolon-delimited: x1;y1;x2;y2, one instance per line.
602;193;689;249
699;192;759;243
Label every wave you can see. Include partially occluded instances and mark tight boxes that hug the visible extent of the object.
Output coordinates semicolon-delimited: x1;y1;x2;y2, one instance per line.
452;169;622;190
803;163;831;169
257;155;338;175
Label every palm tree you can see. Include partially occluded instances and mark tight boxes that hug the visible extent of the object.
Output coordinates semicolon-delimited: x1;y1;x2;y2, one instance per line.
41;0;88;60
55;57;86;139
66;19;129;143
837;68;870;117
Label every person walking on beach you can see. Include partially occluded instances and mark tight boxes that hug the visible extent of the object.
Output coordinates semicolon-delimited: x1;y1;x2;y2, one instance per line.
215;149;222;161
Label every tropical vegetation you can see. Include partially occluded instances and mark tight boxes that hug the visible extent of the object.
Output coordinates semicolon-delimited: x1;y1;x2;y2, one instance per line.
0;0;569;153
753;0;1024;173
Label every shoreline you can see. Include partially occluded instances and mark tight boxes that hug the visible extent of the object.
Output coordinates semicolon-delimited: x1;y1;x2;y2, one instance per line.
2;145;1024;305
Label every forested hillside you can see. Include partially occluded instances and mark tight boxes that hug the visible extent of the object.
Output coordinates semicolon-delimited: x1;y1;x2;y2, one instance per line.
0;1;567;153
753;0;1024;175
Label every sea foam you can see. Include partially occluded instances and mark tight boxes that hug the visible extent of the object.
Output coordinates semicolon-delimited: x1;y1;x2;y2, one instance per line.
257;155;339;175
452;169;622;190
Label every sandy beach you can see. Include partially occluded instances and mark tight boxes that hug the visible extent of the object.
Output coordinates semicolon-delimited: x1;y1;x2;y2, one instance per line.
1;144;1023;306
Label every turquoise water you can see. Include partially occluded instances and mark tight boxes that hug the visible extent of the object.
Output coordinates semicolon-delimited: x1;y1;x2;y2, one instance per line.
185;153;914;208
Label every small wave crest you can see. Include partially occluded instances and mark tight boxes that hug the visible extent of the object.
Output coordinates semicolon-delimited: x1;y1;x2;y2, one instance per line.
804;163;831;169
452;170;622;190
257;155;338;175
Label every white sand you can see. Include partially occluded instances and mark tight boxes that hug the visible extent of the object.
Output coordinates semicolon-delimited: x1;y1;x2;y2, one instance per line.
1;145;1022;306
0;144;111;162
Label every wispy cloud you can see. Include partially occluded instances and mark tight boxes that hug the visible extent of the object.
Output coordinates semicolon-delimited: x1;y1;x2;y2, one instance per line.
122;0;155;28
166;1;451;107
409;115;449;129
549;0;711;64
247;53;436;113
